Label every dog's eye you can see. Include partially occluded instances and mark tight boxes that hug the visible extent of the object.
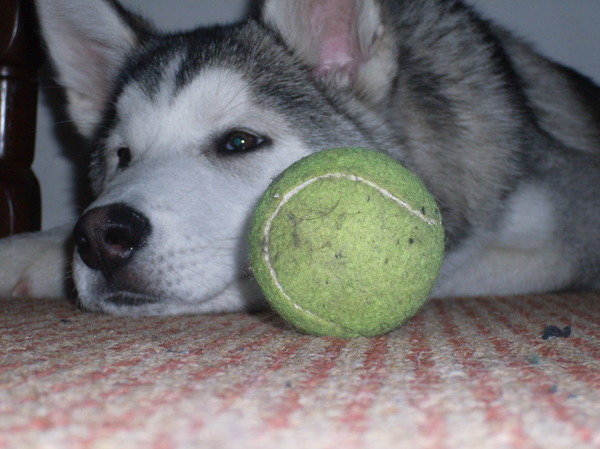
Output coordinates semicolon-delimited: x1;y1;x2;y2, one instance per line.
220;131;266;154
117;147;132;169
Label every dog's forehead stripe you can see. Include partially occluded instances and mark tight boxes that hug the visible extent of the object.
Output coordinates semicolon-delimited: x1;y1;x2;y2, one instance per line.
116;23;267;104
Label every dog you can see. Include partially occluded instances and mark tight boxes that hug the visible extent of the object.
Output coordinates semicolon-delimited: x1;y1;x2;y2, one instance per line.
0;0;598;315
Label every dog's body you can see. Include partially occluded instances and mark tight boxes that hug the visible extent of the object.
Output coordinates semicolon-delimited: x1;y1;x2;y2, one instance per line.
0;0;598;315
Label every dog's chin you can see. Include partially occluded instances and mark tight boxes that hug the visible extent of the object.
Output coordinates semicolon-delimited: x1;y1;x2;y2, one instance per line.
74;273;266;317
80;291;168;316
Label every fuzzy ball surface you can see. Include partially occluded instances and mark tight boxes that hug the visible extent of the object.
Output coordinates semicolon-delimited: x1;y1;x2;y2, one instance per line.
249;148;444;338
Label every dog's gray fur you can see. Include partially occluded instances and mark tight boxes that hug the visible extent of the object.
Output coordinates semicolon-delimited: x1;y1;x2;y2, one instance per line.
0;0;598;315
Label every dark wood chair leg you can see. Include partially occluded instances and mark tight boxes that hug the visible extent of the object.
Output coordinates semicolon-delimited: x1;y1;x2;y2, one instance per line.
0;0;41;237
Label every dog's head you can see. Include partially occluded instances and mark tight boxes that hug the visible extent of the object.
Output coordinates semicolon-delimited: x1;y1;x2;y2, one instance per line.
37;0;398;315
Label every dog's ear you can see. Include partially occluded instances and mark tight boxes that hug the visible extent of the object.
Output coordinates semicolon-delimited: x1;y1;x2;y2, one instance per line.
36;0;149;138
261;0;396;102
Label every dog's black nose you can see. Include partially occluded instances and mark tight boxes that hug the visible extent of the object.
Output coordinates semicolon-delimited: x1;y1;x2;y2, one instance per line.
73;204;151;273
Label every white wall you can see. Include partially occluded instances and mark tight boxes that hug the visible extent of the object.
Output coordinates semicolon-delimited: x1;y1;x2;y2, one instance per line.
33;0;600;230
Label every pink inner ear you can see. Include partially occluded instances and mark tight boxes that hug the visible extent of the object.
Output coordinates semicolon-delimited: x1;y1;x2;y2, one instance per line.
309;0;360;78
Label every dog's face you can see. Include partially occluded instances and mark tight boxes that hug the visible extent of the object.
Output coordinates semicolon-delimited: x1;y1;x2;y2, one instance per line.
37;0;395;315
74;68;310;315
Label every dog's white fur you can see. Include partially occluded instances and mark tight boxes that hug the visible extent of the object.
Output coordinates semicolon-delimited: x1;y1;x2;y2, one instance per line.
434;184;570;297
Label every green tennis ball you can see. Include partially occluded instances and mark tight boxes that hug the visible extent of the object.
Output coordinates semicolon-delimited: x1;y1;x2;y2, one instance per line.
249;148;444;338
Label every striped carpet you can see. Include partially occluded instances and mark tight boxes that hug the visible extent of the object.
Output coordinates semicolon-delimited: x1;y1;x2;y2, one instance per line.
1;293;598;449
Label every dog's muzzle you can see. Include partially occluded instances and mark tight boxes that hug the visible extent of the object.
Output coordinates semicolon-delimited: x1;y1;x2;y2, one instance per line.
73;204;151;277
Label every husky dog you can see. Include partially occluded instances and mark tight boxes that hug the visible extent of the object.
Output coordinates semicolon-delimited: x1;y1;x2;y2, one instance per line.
0;0;598;315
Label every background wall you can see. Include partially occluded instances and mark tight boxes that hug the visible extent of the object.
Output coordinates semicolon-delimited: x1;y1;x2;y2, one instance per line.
33;0;600;230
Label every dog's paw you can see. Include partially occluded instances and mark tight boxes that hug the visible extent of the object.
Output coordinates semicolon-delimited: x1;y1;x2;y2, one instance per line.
0;226;73;298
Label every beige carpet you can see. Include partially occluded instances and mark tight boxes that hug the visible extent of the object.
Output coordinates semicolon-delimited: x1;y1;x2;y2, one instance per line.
1;293;599;449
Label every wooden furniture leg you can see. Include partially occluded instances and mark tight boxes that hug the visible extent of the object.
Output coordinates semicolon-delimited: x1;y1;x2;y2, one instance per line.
0;0;41;237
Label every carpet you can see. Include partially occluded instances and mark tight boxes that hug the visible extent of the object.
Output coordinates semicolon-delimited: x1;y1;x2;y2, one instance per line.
1;293;599;449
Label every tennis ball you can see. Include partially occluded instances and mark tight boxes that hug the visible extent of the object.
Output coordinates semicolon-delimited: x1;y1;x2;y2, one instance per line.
249;148;444;338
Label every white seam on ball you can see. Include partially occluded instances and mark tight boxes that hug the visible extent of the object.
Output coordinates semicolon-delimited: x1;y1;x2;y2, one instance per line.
262;173;440;324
